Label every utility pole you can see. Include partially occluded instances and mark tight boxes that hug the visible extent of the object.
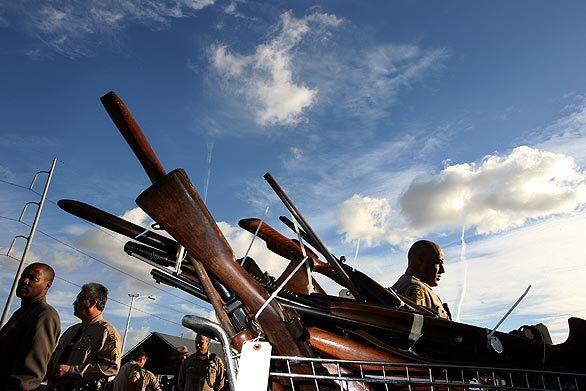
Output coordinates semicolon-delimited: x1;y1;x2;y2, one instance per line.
121;293;155;355
1;158;57;328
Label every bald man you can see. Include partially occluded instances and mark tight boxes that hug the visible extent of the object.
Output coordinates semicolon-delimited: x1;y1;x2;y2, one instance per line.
392;240;451;320
0;262;61;390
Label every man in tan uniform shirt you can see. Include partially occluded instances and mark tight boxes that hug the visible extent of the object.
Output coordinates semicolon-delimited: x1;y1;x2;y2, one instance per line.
392;240;451;320
47;282;122;389
0;263;61;390
143;369;162;391
177;334;225;391
112;349;148;391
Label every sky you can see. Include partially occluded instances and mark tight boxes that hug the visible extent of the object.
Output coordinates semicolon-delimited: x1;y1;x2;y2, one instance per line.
0;0;585;352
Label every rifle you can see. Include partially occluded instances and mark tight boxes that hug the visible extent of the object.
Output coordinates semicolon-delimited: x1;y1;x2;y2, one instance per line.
240;217;435;315
278;216;437;315
100;91;311;357
263;173;365;302
57;199;176;253
58;199;251;333
133;238;586;371
238;218;324;295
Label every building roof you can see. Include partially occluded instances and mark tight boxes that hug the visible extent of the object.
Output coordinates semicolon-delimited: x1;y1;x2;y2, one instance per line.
122;331;224;375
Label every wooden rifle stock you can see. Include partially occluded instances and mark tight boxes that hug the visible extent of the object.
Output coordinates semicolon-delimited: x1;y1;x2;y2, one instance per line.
308;327;415;370
238;218;325;294
135;170;310;356
264;173;365;302
101;92;310;356
240;217;429;311
281;216;436;315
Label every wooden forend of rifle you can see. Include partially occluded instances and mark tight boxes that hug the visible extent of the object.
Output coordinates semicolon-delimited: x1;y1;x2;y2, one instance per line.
136;168;311;357
190;256;236;338
57;199;177;253
100;91;166;184
308;327;425;373
238;218;324;295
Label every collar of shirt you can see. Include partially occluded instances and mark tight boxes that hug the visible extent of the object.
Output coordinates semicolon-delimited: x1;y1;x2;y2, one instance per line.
84;313;103;325
405;267;434;290
20;295;46;308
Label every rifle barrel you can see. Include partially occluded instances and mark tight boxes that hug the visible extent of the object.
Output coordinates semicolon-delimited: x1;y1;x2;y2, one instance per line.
263;173;365;302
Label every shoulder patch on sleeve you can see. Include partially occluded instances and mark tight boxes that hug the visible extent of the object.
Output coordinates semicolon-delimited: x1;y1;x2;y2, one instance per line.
405;284;425;303
106;332;118;345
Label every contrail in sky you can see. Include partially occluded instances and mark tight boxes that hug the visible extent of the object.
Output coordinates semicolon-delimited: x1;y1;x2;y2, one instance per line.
203;141;214;203
352;239;361;269
455;225;468;322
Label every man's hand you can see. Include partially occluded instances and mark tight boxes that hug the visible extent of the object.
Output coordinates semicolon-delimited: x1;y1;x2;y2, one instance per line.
54;364;71;378
129;369;141;383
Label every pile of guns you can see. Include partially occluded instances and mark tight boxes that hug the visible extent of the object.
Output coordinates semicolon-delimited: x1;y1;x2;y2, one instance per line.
58;92;586;389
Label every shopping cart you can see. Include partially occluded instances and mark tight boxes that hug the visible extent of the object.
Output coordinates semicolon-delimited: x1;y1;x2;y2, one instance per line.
182;316;586;391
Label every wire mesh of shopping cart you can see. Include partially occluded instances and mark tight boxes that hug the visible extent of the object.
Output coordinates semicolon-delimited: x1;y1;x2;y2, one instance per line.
266;356;586;391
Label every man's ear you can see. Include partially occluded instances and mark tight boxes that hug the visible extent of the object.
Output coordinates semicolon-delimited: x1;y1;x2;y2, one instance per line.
45;280;53;290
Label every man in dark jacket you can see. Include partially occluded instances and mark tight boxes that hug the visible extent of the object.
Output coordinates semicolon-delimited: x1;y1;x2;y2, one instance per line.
0;262;61;390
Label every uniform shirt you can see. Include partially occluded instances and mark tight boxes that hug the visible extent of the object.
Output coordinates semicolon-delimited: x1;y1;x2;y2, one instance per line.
177;353;225;391
143;369;162;391
392;269;451;320
0;296;61;390
112;360;143;391
48;314;122;385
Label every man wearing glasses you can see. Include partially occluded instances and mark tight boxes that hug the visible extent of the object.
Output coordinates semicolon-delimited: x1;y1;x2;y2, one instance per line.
47;282;122;390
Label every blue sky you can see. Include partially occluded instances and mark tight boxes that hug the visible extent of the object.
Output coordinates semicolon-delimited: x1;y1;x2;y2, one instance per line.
1;0;585;350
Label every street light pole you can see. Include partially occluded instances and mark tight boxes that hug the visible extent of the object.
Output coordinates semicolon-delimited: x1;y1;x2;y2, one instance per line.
121;293;155;355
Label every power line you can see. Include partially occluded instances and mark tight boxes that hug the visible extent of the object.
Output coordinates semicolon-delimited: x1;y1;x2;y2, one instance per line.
0;177;127;246
0;254;184;327
1;171;211;316
0;214;208;311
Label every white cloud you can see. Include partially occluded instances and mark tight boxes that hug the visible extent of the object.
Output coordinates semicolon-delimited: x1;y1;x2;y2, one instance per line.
211;11;342;125
49;251;87;272
0;165;15;180
122;324;151;354
16;0;215;58
298;43;447;127
217;221;289;277
399;146;585;235
289;147;303;159
436;214;586;343
337;146;585;248
337;195;391;247
531;96;586;165
212;45;250;76
62;223;90;236
223;1;251;19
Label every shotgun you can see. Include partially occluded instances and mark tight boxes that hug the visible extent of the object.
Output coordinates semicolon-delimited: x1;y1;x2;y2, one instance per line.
58;199;176;253
58;198;252;333
100;91;311;357
278;216;437;315
240;217;435;315
263;173;365;302
238;218;324;294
